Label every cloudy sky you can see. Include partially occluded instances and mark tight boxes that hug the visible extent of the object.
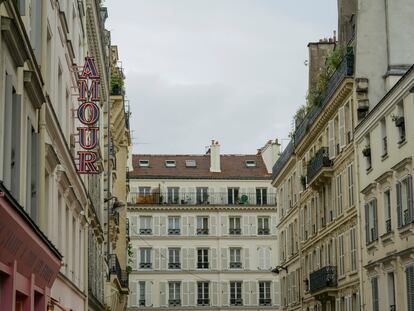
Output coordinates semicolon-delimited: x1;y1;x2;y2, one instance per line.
105;0;337;154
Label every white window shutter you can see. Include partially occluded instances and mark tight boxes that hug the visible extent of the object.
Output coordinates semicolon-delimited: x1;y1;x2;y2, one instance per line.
250;281;257;306
271;216;277;235
188;248;195;270
182;216;188;236
221;281;229;306
243;281;251;306
243;216;250;236
211;248;218;270
211;281;219;306
208;187;215;204
129;281;137;306
273;279;280;306
248;187;256;204
210;215;217;236
145;281;152;307
189;281;196;306
219;187;227;204
188;215;195;236
131;216;138;236
221;215;228;236
250;215;257;235
160;248;167;270
183;281;189;306
188;187;196;204
131;248;137;270
153;248;160;270
258;247;264;270
269;187;276;205
339;107;345;148
265;247;271;269
154;216;160;236
182;248;188;270
328;119;335;159
336;298;341;311
221;248;228;270
160;281;167;307
243;247;250;270
160;215;167;236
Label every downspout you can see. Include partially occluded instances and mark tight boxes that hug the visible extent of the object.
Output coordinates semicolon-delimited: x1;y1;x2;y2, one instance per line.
38;0;48;231
85;213;89;311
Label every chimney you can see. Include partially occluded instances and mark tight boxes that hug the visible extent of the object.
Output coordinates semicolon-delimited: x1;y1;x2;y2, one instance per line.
307;41;335;92
209;140;221;172
260;139;281;174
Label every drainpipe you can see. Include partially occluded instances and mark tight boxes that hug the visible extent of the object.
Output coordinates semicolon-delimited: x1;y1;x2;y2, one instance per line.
84;212;89;311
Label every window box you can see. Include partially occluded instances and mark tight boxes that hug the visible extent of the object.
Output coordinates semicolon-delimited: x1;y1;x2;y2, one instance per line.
139;263;152;269
230;262;242;269
139;300;146;306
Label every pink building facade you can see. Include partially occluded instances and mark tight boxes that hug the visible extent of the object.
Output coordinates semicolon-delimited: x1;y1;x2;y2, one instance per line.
0;183;62;311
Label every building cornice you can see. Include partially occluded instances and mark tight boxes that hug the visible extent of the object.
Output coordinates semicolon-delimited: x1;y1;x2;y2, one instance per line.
128;205;277;212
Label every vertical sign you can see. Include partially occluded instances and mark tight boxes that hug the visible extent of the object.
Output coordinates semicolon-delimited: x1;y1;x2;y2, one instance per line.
77;57;100;174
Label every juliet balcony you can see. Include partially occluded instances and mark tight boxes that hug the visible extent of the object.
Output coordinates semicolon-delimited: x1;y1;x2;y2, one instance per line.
306;147;333;189
108;254;129;290
309;266;337;294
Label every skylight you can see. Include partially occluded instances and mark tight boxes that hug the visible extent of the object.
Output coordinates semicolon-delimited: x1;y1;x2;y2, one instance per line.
165;160;176;167
139;160;149;167
245;160;257;167
185;160;197;167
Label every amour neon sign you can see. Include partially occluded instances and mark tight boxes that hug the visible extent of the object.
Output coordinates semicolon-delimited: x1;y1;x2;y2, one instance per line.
76;57;100;174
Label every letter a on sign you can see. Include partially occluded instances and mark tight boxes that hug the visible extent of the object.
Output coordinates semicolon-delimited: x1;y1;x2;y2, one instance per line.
79;57;99;79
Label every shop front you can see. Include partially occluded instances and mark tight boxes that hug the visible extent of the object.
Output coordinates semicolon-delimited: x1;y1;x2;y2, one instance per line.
0;182;62;311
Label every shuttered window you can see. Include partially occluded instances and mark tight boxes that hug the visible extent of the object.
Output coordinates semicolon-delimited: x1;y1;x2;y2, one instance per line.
365;199;378;244
406;265;414;311
338;234;345;276
349;227;357;272
371;277;379;311
398;176;413;227
347;163;354;207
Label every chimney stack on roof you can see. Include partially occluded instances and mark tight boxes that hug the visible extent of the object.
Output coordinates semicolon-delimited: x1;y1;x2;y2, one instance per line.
209;140;221;172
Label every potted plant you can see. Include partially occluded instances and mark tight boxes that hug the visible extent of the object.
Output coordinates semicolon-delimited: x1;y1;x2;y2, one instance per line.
362;145;371;157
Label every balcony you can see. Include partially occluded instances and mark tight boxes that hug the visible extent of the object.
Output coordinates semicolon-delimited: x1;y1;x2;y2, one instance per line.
307;147;333;188
229;228;241;235
197;299;210;306
309;266;337;293
230;262;242;269
128;192;276;206
197;262;209;269
139;299;146;306
108;254;129;289
294;49;354;147
385;219;392;233
169;299;181;307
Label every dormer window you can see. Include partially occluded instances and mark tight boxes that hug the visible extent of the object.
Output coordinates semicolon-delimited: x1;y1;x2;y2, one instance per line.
185;160;197;167
139;160;149;167
245;160;256;167
165;160;176;168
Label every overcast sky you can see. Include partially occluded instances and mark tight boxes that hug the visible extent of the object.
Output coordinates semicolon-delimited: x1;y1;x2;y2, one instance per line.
105;0;337;154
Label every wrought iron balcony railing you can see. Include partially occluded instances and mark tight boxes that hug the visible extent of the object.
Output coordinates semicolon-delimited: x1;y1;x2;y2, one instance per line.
230;298;243;306
139;262;152;269
229;228;242;235
259;298;272;306
307;147;333;184
197;262;209;269
139;228;152;235
128;192;276;206
309;266;337;293
197;228;209;235
197;299;210;306
169;299;181;306
230;262;242;269
258;228;270;235
168;228;181;235
272;140;294;179
126;218;130;237
168;262;181;269
108;254;129;289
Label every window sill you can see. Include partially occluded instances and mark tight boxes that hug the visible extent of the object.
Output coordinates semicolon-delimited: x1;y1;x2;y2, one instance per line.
366;167;373;175
398;139;407;148
380;230;394;244
348;270;358;277
381;153;389;161
366;239;379;251
398;222;414;237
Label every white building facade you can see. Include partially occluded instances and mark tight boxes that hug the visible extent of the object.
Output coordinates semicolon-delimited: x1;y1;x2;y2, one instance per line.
127;141;281;310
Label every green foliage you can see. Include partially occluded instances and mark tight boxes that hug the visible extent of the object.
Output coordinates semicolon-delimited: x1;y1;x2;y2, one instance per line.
110;69;124;92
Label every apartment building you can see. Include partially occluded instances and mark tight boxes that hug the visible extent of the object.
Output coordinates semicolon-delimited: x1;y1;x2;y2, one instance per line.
104;45;131;311
127;140;281;310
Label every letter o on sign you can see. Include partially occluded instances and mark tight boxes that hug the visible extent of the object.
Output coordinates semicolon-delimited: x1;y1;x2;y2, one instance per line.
77;101;100;125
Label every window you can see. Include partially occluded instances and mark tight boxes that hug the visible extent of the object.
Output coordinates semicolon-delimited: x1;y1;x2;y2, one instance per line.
396;102;406;144
259;281;271;305
229;217;241;235
228;188;239;204
138;187;151;202
139;216;152;235
197;248;209;269
258;216;270;235
229;248;242;269
397;176;413;227
138;159;149;167
168;282;181;306
338;234;345;276
197;282;209;306
387;272;395;311
384;190;392;233
256;188;268;205
139;281;146;306
185;159;197;167
168;216;180;235
245;160;256;167
406;265;414;311
167;187;179;204
347;163;354;207
365;199;378;244
336;173;343;215
371;277;379;311
197;216;209;235
364;135;372;171
349;227;357;272
26;124;39;221
165;160;176;167
168;248;180;269
196;187;208;204
139;248;152;269
139;187;151;195
230;281;242;305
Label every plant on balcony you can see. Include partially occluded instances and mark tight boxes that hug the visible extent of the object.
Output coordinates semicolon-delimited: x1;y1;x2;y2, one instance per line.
127;243;133;273
362;145;371;157
110;69;124;95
